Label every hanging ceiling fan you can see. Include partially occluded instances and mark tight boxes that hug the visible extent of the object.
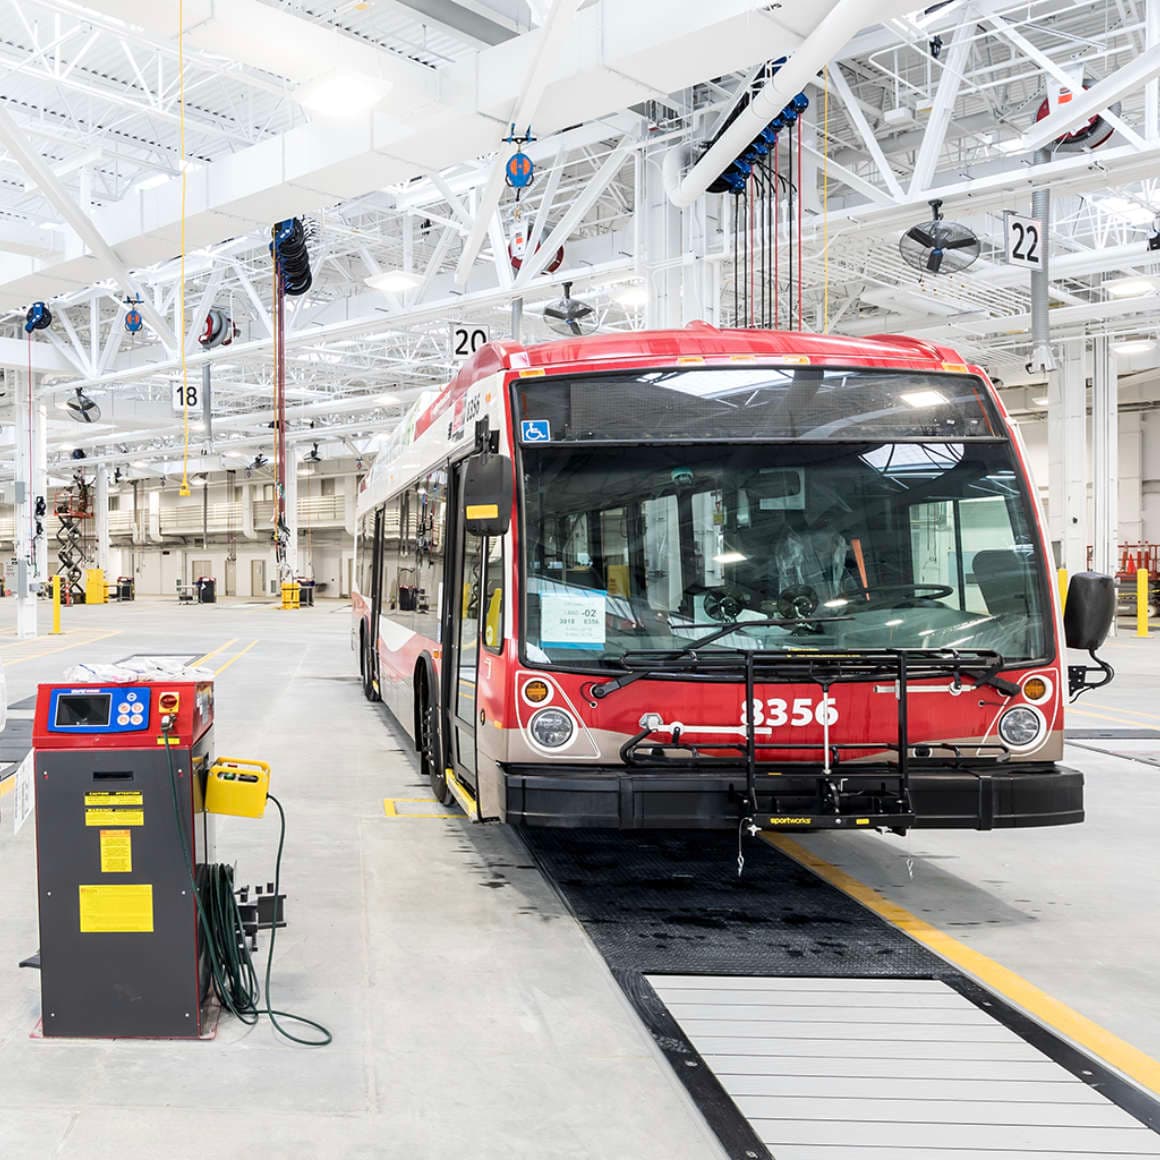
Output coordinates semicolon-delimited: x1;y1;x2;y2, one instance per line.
543;281;597;337
65;387;101;424
899;199;981;275
304;442;321;463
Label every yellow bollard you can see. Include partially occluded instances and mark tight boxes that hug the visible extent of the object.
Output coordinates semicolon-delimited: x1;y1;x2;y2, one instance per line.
1057;567;1069;615
51;574;62;635
1138;568;1150;638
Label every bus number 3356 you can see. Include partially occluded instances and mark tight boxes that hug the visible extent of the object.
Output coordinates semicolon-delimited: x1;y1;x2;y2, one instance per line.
742;697;839;728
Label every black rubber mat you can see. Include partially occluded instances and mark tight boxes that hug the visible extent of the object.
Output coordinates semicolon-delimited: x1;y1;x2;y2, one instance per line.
521;827;1160;1157
0;719;33;771
521;828;938;978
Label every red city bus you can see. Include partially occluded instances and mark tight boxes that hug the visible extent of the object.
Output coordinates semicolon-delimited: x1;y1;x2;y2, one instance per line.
352;326;1114;833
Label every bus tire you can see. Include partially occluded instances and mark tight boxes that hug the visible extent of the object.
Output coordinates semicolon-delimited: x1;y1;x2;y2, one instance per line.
361;627;380;702
418;675;452;806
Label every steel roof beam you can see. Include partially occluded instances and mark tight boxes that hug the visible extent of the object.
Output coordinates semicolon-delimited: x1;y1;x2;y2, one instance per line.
1014;45;1160;152
0;102;178;350
986;14;1147;149
454;0;583;286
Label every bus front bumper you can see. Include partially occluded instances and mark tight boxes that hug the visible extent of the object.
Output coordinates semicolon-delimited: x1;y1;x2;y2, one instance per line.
502;765;1084;831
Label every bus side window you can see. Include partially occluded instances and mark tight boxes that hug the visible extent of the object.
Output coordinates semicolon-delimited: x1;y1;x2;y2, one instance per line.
483;537;504;653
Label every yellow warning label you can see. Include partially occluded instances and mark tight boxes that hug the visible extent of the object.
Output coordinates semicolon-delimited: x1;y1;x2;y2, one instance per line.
78;884;153;933
85;791;143;807
85;808;144;827
99;829;133;873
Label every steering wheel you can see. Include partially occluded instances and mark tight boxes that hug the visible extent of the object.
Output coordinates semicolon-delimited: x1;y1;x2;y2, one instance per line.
776;585;819;620
855;583;954;609
702;588;747;622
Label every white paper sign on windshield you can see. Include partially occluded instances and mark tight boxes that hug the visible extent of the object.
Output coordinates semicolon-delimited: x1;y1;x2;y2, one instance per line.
541;593;606;649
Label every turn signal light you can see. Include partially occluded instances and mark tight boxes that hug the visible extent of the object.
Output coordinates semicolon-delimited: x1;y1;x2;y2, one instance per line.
1022;677;1048;702
524;680;550;704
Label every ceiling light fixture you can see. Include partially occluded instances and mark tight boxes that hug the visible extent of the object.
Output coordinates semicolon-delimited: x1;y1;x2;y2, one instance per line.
365;270;422;293
615;284;649;308
1106;277;1154;298
1113;338;1157;356
297;72;392;117
899;389;947;408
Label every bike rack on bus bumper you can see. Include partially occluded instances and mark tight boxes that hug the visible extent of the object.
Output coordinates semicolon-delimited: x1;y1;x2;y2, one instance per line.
614;648;1017;834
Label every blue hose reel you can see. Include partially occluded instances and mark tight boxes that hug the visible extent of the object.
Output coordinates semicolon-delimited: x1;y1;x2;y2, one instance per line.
707;60;809;195
24;301;52;334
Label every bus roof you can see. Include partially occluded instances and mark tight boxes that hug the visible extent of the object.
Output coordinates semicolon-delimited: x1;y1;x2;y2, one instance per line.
413;324;977;440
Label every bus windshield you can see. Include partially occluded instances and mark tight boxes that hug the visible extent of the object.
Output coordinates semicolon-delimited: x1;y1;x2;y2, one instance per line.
517;373;1049;666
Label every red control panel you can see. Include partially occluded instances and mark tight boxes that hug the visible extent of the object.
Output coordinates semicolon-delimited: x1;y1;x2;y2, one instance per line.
34;680;214;750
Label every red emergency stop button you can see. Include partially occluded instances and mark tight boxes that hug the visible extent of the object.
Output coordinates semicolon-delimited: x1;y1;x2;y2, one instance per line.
158;692;180;713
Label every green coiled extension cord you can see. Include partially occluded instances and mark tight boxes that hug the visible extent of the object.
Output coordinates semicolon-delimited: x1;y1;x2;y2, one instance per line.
163;725;332;1046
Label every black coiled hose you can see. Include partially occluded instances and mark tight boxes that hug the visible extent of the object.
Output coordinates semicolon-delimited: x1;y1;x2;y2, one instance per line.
270;217;312;297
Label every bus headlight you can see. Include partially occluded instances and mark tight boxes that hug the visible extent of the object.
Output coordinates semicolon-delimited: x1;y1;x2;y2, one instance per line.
999;706;1042;748
529;707;575;749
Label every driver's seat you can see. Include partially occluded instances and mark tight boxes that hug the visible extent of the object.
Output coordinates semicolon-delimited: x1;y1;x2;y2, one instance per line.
972;549;1034;617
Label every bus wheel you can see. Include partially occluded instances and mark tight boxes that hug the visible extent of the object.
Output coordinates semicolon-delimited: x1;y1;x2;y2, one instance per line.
418;680;452;806
362;633;381;702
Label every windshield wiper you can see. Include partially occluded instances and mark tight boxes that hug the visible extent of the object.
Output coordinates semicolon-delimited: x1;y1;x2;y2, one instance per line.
930;649;1019;696
591;616;852;699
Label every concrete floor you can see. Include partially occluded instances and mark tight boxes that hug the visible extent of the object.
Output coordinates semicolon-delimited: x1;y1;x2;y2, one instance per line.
0;599;725;1160
0;598;1157;1157
795;628;1160;1063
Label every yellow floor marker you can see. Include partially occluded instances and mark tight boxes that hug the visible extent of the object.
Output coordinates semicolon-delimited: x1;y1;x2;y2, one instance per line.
383;798;456;820
766;832;1160;1098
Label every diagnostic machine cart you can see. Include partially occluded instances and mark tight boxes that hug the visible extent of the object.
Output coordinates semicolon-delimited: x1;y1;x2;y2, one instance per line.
33;678;216;1038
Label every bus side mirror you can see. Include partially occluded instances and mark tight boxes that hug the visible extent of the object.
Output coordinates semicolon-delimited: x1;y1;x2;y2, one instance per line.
463;454;513;537
1064;572;1115;651
1064;572;1116;701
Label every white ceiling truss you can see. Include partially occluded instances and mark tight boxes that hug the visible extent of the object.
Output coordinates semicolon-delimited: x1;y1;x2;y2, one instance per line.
0;0;1154;485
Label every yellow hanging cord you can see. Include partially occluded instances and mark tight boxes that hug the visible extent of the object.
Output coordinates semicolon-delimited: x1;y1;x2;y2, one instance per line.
823;69;830;334
272;257;279;491
178;0;190;496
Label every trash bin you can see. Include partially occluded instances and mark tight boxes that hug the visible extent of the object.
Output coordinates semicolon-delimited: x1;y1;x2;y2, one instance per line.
116;576;134;601
196;576;216;604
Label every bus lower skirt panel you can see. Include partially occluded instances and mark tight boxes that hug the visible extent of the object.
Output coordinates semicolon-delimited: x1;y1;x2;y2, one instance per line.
503;765;1084;830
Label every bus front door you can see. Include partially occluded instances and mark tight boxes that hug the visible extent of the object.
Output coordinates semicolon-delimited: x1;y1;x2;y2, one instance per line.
445;472;484;792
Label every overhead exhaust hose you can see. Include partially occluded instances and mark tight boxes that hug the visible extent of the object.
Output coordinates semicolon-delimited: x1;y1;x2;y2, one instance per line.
271;218;313;297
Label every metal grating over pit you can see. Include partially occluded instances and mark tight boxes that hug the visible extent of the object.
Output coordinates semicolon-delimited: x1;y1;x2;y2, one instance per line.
649;974;1160;1159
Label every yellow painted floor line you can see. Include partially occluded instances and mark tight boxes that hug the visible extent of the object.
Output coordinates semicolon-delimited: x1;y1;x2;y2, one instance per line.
383;797;455;819
213;639;259;676
3;630;122;668
190;638;238;668
0;777;14;800
765;833;1160;1099
1073;703;1160;724
1070;706;1160;728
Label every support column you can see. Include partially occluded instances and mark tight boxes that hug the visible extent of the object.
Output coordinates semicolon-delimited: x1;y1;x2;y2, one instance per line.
643;132;684;329
1047;342;1089;577
13;367;37;638
1090;333;1118;579
34;401;47;584
683;196;722;326
1119;411;1144;545
1148;0;1160;142
283;454;299;578
94;463;111;577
